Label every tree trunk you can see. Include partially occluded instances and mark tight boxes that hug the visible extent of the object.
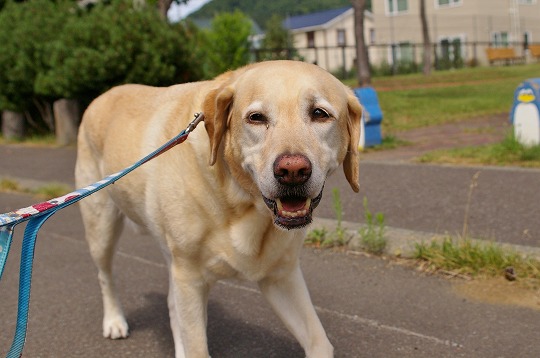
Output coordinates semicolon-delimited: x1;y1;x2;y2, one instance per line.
420;0;432;76
33;98;55;132
158;0;174;20
53;98;80;146
2;110;25;140
352;0;371;87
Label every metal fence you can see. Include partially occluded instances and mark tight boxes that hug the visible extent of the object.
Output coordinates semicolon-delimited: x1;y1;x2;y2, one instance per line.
252;41;537;78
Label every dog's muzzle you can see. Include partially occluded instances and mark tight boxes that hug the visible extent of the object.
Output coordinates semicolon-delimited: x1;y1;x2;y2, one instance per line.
262;153;323;229
262;188;324;230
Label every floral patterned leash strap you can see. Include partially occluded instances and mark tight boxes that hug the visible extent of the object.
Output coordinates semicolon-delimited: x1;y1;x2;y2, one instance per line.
0;112;204;358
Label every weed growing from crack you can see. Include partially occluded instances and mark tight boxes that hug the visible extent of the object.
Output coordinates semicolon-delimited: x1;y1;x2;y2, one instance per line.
358;197;387;255
414;237;540;287
305;188;349;248
414;171;540;287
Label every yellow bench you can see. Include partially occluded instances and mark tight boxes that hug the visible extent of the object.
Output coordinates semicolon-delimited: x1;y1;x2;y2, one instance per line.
528;44;540;60
485;47;524;65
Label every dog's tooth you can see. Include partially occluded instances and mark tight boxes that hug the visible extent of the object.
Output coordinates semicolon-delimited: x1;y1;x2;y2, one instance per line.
276;198;311;218
276;199;283;212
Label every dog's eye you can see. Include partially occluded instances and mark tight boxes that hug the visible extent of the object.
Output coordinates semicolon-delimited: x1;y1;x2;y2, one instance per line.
312;108;330;120
248;112;267;124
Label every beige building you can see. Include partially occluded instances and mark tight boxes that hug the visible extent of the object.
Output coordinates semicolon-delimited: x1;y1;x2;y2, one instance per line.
285;7;374;74
372;0;540;66
286;1;540;70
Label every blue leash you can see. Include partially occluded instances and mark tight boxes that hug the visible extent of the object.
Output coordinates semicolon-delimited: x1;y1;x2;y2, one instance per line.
0;113;204;358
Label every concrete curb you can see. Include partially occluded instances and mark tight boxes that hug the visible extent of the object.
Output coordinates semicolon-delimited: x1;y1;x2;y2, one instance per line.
311;217;540;260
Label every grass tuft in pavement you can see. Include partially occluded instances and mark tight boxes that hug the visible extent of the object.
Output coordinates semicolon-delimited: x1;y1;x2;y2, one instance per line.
414;237;540;288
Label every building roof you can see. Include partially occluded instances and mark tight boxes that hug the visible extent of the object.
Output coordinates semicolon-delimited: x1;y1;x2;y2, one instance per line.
283;6;352;31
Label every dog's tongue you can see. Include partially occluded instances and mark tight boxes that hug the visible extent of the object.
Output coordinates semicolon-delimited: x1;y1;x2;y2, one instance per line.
280;197;309;212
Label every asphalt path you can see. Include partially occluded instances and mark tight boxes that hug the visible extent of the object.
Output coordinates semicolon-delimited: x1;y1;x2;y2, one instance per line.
322;160;540;248
1;144;539;248
1;191;539;357
1;139;540;357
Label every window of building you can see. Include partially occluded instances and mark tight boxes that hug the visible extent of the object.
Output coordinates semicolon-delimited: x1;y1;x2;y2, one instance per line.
436;0;462;8
369;28;376;45
397;42;413;62
389;42;414;64
438;36;466;68
492;32;509;47
307;31;315;48
337;29;346;46
519;0;536;4
387;0;408;15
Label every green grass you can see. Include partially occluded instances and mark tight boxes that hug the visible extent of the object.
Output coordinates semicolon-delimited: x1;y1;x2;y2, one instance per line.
362;134;410;152
31;183;72;200
0;133;56;146
370;65;540;89
0;178;22;192
419;132;540;167
345;64;540;132
414;237;540;286
0;178;71;200
358;197;387;255
379;82;514;131
305;188;350;248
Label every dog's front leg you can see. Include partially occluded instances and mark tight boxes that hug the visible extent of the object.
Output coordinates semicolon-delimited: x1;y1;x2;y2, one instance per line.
169;265;211;358
258;263;334;358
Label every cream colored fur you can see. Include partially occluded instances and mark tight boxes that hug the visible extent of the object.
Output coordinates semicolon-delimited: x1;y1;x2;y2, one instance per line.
75;60;362;358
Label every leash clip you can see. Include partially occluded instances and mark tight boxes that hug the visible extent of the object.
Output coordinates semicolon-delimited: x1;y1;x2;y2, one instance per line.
185;112;205;135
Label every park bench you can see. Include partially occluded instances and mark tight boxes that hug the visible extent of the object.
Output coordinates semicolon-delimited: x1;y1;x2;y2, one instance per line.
485;47;524;65
528;44;540;61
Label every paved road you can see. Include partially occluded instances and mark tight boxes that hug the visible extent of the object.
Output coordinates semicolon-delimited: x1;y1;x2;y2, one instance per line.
1;192;539;357
2;124;539;249
322;161;540;248
1;116;540;357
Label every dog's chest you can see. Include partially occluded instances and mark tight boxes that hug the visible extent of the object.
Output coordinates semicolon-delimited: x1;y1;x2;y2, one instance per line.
203;223;305;282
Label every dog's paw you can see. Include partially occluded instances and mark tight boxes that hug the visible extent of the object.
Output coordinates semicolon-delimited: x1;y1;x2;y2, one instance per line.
103;316;129;339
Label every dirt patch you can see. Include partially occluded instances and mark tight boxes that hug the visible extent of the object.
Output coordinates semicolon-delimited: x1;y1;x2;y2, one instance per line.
453;277;540;311
361;114;511;162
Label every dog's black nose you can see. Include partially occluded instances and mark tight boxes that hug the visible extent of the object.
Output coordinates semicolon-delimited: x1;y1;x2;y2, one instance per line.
273;154;312;186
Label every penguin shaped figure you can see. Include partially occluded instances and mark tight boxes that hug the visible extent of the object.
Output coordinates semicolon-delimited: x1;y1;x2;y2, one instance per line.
511;79;540;147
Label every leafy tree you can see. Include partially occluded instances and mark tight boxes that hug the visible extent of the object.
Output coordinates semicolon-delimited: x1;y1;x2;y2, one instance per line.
260;14;298;60
35;0;202;100
202;11;253;78
0;0;69;112
190;0;355;30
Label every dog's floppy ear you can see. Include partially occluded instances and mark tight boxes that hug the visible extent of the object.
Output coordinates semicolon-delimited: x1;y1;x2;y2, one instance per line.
202;75;235;166
343;92;362;192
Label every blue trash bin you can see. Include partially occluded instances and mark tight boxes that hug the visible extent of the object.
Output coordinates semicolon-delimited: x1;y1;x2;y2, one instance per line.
510;78;540;147
354;87;383;148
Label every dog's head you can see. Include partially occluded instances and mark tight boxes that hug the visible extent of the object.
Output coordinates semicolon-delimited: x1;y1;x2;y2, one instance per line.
203;61;362;230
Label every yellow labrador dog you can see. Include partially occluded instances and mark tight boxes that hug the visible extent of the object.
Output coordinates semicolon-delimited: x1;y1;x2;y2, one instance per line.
75;60;361;357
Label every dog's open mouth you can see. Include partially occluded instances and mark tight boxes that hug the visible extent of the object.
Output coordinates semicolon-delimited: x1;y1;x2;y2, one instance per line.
263;188;324;230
